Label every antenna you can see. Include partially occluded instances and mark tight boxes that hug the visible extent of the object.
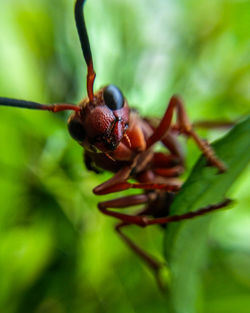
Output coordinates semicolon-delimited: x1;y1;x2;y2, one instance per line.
75;0;96;102
0;98;80;112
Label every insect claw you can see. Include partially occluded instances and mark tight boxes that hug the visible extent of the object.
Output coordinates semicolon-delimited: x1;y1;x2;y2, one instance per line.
154;264;171;294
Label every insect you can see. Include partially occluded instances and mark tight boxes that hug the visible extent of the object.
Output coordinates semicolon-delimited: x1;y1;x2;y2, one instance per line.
0;0;230;287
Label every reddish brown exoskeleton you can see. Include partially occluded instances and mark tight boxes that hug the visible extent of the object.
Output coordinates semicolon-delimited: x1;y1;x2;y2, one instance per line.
0;0;230;288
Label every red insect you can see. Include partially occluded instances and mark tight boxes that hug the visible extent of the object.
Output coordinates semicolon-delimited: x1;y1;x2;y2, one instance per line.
0;0;230;287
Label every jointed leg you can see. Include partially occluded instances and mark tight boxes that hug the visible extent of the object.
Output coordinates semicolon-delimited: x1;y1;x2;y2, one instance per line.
173;97;226;172
95;180;181;195
161;132;185;165
152;152;181;168
99;197;231;227
146;96;177;149
116;222;166;291
98;194;231;291
151;152;184;177
153;166;184;177
98;193;155;224
193;120;235;129
93;163;134;195
146;95;226;172
94;192;167;289
140;198;231;226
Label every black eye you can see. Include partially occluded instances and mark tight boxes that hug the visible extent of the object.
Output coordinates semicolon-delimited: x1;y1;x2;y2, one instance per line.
103;85;124;110
68;118;85;141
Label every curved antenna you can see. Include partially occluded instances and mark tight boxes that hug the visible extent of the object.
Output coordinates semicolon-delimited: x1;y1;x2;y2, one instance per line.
0;98;81;112
75;0;96;102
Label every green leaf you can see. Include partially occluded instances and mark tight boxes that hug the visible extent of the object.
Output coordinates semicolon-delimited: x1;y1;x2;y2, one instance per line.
164;116;250;313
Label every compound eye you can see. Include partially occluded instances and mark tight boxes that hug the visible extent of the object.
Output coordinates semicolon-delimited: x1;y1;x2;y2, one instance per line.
68;118;85;141
103;85;124;110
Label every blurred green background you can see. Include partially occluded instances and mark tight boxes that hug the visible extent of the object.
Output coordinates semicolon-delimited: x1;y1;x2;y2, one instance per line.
0;0;249;312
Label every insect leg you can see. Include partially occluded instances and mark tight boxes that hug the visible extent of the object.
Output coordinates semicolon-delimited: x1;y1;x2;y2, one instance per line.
99;198;231;226
93;164;134;195
145;118;185;163
99;197;230;289
172;96;227;172
192;120;235;129
140;198;232;226
93;155;181;195
97;192;167;289
94;181;181;195
98;194;154;225
152;152;181;167
151;151;184;178
153;166;184;177
146;95;226;172
115;222;166;291
146;96;178;149
161;132;185;164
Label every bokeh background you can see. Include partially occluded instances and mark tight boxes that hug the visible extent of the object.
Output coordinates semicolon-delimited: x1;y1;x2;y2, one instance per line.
0;0;249;312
